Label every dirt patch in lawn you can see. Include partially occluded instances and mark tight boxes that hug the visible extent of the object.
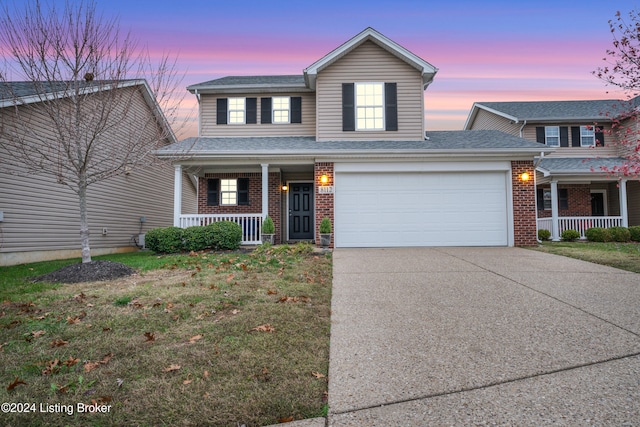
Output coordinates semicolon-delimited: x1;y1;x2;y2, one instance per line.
32;260;136;283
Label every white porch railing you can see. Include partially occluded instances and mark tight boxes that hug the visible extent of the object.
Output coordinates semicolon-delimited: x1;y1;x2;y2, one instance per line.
179;214;263;245
537;216;624;240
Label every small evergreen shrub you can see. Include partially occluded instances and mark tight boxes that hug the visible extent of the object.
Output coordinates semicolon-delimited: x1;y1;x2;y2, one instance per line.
208;221;242;250
319;217;332;234
145;226;185;253
537;229;551;241
561;229;580;241
585;227;611;242
183;226;209;252
629;226;640;242
608;226;631;242
262;216;275;234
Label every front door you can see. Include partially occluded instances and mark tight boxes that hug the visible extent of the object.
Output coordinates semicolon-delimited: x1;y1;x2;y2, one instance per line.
289;182;314;240
591;192;605;216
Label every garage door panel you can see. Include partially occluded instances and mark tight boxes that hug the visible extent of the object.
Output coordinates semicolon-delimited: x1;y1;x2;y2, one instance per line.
335;171;508;247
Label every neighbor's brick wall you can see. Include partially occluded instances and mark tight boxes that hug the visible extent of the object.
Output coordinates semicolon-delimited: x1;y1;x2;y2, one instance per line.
511;160;537;246
198;172;282;243
537;184;591;218
314;162;334;248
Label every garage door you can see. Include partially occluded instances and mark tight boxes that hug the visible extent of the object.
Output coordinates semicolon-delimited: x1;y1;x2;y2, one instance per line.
335;170;509;247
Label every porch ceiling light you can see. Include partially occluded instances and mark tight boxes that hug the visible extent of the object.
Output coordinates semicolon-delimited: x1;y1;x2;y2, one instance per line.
320;174;328;184
520;172;530;182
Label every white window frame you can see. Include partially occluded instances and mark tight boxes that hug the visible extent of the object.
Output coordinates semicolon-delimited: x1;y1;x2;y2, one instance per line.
272;96;290;124
542;189;552;210
355;82;385;131
580;125;595;147
220;178;238;205
545;126;560;147
228;98;246;124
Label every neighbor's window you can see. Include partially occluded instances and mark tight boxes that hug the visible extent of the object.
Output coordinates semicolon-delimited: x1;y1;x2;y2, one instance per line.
272;97;290;123
220;179;238;205
356;82;384;130
580;126;595;147
545;126;560;147
228;98;245;124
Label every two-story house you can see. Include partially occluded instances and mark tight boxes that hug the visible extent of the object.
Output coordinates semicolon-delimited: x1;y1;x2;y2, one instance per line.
465;99;640;240
158;28;551;248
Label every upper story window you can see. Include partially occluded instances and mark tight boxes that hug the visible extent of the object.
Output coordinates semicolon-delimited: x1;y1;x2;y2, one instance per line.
580;126;595;147
545;126;560;147
272;97;290;124
228;98;246;124
355;83;384;130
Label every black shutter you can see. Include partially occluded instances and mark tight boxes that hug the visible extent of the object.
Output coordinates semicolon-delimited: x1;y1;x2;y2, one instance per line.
246;98;257;124
291;97;302;123
342;83;355;131
261;97;272;124
238;178;249;205
571;126;581;147
207;179;219;206
595;126;605;146
560;127;569;147
559;189;569;210
535;127;545;144
385;83;398;131
536;189;544;209
216;99;228;125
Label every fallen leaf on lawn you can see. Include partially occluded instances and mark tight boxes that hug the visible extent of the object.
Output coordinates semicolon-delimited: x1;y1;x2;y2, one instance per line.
144;332;155;342
67;316;81;325
100;353;113;364
94;396;112;405
188;334;203;344
277;416;294;423
203;370;209;380
267;289;278;295
84;362;100;373
231;309;240;315
249;324;275;333
86;303;94;308
183;374;192;385
163;364;181;372
32;330;45;338
0;342;7;352
102;327;112;332
42;359;61;375
116;378;124;387
226;274;234;283
50;339;69;347
7;377;26;391
311;371;325;379
63;357;79;367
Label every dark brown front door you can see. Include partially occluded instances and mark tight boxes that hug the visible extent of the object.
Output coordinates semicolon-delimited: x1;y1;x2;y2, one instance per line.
289;182;314;240
591;192;605;216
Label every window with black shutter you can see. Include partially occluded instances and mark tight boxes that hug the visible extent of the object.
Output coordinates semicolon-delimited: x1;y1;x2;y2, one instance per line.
537;188;569;210
342;83;355;131
385;83;397;131
216;99;228;125
238;178;249;205
207;179;219;206
291;97;302;123
261;97;272;124
246;98;257;124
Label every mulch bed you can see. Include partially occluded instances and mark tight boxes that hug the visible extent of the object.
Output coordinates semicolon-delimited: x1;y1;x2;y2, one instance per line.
32;260;136;283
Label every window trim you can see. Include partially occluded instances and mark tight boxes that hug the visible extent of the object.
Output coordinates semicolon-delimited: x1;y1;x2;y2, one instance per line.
355;82;385;131
538;188;569;210
545;126;560;147
272;96;290;124
580;125;595;147
227;97;246;125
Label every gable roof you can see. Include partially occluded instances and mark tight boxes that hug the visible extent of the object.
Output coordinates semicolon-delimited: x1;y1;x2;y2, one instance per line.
537;157;628;176
464;98;634;129
304;27;438;90
187;75;310;94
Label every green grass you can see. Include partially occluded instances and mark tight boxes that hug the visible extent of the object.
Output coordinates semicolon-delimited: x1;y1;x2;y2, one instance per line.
530;241;640;273
0;244;332;426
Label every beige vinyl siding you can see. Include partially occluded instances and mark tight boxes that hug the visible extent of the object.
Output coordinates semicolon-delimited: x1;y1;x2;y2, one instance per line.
0;87;196;265
522;124;619;158
316;40;424;141
468;108;521;135
199;92;316;137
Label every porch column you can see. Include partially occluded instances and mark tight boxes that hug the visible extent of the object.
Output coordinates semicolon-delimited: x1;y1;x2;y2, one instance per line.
620;178;629;227
550;180;560;241
261;163;269;219
173;164;182;227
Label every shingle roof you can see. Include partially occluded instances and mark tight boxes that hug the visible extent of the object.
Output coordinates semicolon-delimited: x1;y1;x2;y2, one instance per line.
187;75;308;92
476;100;626;121
0;80;139;102
157;130;551;158
537;157;628;174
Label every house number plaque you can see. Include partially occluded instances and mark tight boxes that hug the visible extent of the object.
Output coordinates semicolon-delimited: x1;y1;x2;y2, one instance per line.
318;186;334;194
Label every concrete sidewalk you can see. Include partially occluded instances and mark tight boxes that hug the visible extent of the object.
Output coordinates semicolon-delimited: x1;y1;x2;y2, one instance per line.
326;247;640;426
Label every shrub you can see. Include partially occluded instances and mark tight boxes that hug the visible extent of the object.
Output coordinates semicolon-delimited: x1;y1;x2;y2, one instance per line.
208;221;242;250
630;226;640;242
585;227;611;242
145;226;184;253
537;229;551;241
319;217;332;234
608;226;631;242
262;216;275;234
183;226;209;252
561;229;580;241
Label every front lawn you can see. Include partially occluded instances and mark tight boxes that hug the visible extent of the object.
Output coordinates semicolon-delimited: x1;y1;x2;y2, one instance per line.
530;241;640;273
0;244;332;426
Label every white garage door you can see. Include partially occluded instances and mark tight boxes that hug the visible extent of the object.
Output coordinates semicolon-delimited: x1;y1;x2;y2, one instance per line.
335;170;509;247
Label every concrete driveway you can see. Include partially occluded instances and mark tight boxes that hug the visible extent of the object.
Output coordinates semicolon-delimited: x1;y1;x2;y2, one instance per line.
327;247;640;425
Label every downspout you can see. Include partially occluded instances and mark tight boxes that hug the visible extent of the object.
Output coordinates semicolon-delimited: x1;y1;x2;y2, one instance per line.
518;119;527;138
194;89;202;137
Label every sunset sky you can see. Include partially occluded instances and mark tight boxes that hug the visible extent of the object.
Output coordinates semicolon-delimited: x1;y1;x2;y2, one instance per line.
4;0;636;138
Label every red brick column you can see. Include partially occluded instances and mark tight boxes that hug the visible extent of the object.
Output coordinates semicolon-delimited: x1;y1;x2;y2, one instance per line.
314;162;334;248
511;160;537;246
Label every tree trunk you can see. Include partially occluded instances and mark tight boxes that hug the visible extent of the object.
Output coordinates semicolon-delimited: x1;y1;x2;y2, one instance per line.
79;176;92;263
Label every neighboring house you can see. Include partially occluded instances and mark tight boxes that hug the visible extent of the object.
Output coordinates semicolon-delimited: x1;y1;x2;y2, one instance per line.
465;99;640;240
157;27;551;248
0;80;197;266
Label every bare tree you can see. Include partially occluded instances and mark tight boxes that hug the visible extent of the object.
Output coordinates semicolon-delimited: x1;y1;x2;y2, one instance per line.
593;9;640;176
0;0;187;263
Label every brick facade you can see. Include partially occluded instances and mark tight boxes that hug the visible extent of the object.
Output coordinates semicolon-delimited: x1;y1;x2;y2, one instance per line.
511;160;537;246
314;162;334;248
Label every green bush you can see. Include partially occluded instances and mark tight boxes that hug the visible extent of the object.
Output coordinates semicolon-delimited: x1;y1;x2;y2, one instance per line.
629;226;640;242
561;229;580;241
183;226;209;252
608;226;631;242
208;221;242;250
537;229;551;241
145;226;185;253
319;217;332;234
585;227;611;242
262;216;275;234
